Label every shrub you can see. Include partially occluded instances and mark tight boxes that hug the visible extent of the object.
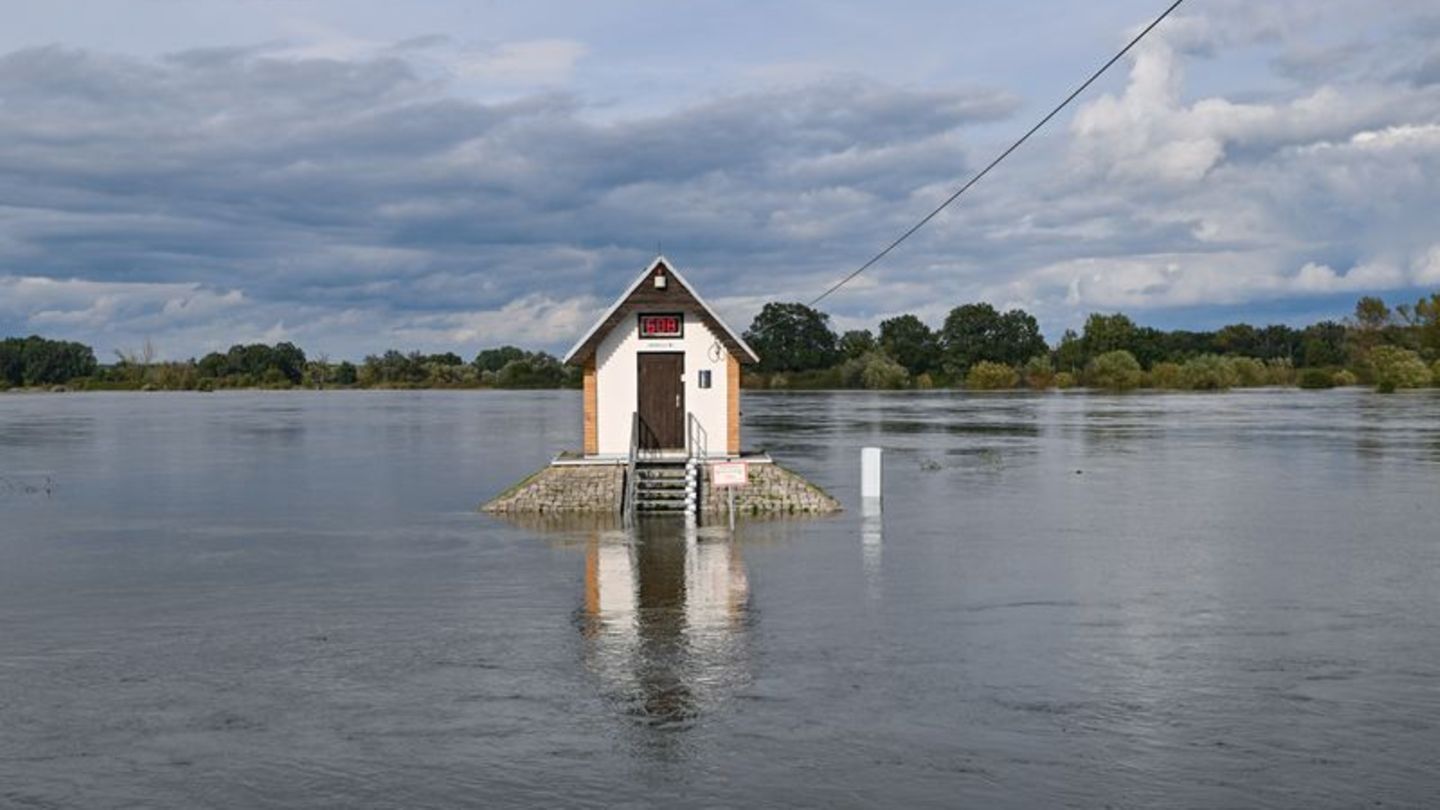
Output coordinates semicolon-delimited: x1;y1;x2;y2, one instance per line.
915;372;935;390
786;368;847;389
1333;369;1359;387
857;352;910;390
834;356;864;388
496;353;575;388
1022;355;1055;389
1085;350;1142;391
1148;362;1183;389
1055;372;1077;389
1433;360;1440;386
334;361;358;386
260;367;293;388
966;361;1019;390
1230;357;1267;387
1265;358;1296;386
1369;346;1432;390
1298;368;1336;389
1180;354;1239;391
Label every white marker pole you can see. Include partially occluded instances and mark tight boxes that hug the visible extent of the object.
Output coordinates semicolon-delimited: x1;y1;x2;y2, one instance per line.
861;447;882;515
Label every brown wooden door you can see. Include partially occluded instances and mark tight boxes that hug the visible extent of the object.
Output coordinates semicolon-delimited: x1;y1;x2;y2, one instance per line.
637;352;685;450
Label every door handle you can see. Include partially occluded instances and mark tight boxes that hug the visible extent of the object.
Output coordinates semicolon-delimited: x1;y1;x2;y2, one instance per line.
675;394;681;408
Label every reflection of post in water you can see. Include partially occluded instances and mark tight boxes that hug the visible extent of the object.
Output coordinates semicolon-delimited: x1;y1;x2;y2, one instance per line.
861;509;883;603
581;517;750;729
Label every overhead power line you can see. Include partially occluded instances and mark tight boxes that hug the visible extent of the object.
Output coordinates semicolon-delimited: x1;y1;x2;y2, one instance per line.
806;0;1188;308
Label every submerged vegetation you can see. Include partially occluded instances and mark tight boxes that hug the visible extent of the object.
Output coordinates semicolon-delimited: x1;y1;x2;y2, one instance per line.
5;293;1440;394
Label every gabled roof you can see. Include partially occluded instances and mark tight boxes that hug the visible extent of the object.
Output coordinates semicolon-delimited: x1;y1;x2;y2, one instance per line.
563;256;760;366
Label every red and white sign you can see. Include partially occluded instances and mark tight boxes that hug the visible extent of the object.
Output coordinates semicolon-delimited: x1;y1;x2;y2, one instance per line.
711;462;748;487
639;313;683;339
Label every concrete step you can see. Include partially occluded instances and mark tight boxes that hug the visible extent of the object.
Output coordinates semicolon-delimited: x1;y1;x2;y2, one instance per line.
628;461;696;516
639;475;688;490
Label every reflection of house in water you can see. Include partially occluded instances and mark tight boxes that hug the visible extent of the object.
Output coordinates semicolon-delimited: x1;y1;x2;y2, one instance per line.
581;518;750;727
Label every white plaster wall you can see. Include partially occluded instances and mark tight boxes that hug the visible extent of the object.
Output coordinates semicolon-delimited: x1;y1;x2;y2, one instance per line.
594;307;730;456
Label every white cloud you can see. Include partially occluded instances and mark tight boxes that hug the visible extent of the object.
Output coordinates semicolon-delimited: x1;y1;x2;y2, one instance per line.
392;293;602;349
454;39;587;84
1292;260;1407;293
1413;246;1440;285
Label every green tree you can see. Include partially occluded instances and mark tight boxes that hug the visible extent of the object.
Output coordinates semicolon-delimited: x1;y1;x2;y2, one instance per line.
0;338;22;386
1054;329;1085;372
474;346;528;373
211;342;306;384
940;304;1046;373
878;314;938;374
495;353;576;388
1160;329;1217;362
270;342;307;384
1349;295;1393;362
744;302;840;372
1354;296;1392;330
1214;323;1259;356
1298;321;1346;367
1082;313;1138;358
997;309;1048;366
334;361;358;386
1410;293;1440;358
839;329;876;360
2;336;99;386
360;350;428;386
940;303;1001;374
1129;326;1169;368
1256;324;1299;361
197;351;229;379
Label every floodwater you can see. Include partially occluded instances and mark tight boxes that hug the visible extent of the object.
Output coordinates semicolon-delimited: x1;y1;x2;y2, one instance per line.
2;389;1439;808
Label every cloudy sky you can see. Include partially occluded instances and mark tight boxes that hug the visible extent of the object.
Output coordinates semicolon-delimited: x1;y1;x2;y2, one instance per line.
1;0;1438;360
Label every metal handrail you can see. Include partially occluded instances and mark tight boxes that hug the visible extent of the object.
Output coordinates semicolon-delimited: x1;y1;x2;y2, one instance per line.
686;411;708;461
623;411;640;523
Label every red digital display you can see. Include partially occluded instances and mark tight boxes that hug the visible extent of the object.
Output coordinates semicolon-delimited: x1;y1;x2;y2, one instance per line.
639;313;683;339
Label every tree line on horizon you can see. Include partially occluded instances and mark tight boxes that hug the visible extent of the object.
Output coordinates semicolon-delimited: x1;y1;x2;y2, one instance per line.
740;293;1440;393
4;292;1439;394
0;338;580;392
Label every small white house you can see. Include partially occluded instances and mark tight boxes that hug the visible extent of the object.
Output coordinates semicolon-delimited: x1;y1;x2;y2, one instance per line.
563;257;759;458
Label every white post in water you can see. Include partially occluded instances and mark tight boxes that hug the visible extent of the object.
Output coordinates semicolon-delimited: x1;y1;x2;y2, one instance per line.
861;447;882;515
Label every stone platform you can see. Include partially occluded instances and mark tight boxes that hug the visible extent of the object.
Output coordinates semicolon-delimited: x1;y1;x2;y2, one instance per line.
481;453;841;515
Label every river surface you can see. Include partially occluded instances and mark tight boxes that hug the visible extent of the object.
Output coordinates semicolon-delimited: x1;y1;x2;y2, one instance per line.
2;389;1439;808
